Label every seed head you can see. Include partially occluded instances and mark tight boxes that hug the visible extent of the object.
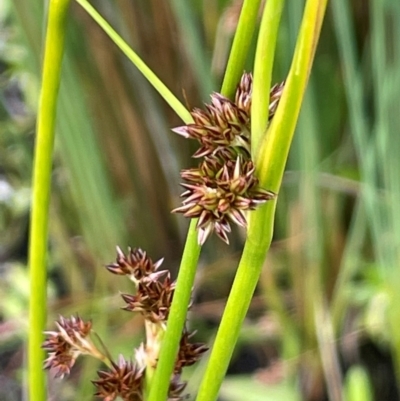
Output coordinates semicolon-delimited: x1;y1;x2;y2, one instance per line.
174;330;208;374
173;156;275;244
42;315;94;378
269;81;285;120
235;72;253;114
172;92;251;158
121;273;176;323
93;355;144;401
172;72;282;244
106;247;164;283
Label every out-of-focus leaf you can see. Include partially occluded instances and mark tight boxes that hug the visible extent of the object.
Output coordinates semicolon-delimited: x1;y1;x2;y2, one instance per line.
220;376;300;401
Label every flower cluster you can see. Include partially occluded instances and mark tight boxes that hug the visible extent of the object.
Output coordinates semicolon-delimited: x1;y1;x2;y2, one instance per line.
109;247;207;372
42;315;101;379
43;247;207;401
172;73;284;244
111;247;175;324
93;356;144;401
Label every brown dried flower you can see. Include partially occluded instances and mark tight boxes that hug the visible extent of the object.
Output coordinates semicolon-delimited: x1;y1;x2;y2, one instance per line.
173;73;284;160
42;315;95;378
121;273;176;323
172;72;282;244
106;247;164;282
175;331;208;374
173;156;275;244
235;72;285;120
44;245;208;401
172;73;253;159
93;355;144;401
173;93;251;159
234;71;253;115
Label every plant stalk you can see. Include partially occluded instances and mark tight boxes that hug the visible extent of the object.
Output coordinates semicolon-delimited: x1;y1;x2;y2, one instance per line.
148;1;266;398
28;0;70;400
195;1;328;400
220;0;262;99
75;0;192;124
251;0;285;155
147;219;200;401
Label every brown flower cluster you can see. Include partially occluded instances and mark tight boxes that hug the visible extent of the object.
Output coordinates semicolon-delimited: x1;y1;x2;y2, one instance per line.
93;356;144;401
42;315;98;379
106;246;164;282
108;247;175;324
172;73;284;244
43;247;207;401
98;247;206;400
111;247;207;361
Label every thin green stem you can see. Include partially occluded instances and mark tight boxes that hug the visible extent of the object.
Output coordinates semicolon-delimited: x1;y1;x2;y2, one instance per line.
147;219;200;401
28;0;70;400
220;0;262;100
195;201;275;401
148;2;268;399
195;1;328;400
251;0;285;155
75;0;192;123
257;0;328;186
73;2;202;399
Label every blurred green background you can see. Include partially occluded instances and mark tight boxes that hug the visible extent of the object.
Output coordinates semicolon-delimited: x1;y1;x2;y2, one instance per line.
1;0;400;400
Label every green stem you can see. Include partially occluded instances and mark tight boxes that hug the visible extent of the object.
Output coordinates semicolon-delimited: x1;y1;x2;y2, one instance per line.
251;0;285;155
195;1;328;400
148;2;266;399
220;0;262;100
75;0;192;123
257;0;327;184
28;0;70;400
194;201;275;401
147;219;200;401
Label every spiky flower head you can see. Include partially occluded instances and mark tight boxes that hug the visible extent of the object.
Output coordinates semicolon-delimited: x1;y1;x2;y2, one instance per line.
234;71;253;115
121;272;176;324
93;355;144;401
172;93;251;158
172;72;282;244
42;315;95;378
174;330;208;373
43;246;208;401
106;246;164;283
173;156;275;244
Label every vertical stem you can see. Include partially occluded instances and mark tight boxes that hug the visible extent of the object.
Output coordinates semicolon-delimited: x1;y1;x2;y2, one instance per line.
195;1;328;400
220;0;262;99
251;0;285;155
195;201;276;401
28;0;70;400
148;2;265;399
147;220;200;401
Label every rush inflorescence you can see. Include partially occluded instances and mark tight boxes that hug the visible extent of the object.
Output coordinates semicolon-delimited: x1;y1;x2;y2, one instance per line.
172;73;284;244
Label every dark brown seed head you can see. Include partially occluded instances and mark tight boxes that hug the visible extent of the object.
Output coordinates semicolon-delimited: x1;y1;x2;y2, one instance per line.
106;246;164;282
93;355;144;401
173;156;275;244
174;330;208;374
42;315;93;378
121;273;176;323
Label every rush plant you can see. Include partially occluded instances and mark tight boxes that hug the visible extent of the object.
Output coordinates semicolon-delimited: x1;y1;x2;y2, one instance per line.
29;1;328;400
